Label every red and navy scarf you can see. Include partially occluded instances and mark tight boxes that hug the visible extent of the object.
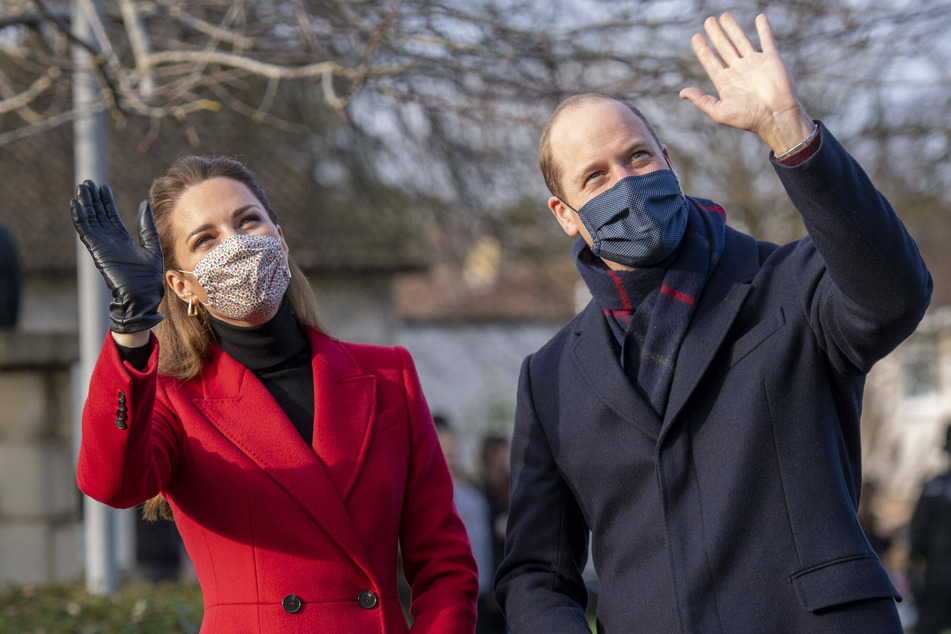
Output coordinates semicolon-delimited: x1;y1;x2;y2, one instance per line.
574;196;726;417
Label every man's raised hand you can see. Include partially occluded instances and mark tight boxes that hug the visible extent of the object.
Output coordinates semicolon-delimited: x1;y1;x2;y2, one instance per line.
679;13;814;156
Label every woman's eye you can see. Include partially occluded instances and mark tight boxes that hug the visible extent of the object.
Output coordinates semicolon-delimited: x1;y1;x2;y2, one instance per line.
241;214;262;226
194;235;212;249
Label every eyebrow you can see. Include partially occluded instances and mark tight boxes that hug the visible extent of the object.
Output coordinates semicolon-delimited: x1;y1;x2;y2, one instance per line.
186;204;259;243
572;141;654;186
572;160;602;185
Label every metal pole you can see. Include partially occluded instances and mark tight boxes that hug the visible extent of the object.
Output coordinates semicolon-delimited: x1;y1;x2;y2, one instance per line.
71;0;118;596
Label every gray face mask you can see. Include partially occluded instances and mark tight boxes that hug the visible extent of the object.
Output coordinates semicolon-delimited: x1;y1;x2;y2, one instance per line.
561;169;688;267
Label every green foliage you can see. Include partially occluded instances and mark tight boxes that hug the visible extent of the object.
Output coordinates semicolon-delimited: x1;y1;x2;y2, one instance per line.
0;578;203;633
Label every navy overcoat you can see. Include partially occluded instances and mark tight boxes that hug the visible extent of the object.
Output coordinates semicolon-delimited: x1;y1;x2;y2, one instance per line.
495;125;932;633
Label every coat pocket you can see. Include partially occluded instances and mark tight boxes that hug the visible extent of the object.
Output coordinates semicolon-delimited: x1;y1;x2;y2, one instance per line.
729;309;786;367
789;554;899;612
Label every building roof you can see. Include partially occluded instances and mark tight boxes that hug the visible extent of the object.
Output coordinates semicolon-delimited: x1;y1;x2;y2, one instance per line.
395;212;951;324
394;239;579;323
1;112;428;277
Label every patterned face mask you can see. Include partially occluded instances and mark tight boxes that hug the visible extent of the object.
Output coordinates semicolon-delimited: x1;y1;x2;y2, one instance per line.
181;234;290;322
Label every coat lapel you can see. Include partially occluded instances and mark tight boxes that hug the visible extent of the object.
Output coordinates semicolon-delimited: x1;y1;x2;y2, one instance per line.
571;303;662;440
307;330;377;501
661;228;760;438
194;335;375;578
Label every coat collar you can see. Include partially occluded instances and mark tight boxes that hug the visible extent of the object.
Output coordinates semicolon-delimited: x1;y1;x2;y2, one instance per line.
571;303;662;440
193;328;377;578
570;227;760;442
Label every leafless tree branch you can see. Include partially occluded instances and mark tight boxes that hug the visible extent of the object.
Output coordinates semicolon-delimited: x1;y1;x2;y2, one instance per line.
0;0;947;239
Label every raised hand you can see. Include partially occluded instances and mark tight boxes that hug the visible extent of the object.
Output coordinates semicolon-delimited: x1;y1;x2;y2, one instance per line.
70;180;165;334
679;13;814;156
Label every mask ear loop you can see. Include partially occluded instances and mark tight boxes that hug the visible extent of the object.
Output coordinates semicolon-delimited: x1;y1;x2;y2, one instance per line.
664;155;683;189
178;270;211;313
557;196;602;253
275;227;293;279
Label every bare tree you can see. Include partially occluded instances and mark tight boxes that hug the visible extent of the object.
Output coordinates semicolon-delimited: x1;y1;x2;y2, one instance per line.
1;0;948;246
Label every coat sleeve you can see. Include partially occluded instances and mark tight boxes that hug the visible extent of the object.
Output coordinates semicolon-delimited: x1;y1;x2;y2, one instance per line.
493;354;592;634
76;331;181;508
394;346;479;633
773;122;933;374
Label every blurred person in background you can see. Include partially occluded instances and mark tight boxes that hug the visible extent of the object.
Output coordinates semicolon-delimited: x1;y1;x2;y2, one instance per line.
909;423;951;634
434;415;499;632
478;434;510;633
0;224;20;328
476;434;511;634
857;479;893;559
70;156;478;633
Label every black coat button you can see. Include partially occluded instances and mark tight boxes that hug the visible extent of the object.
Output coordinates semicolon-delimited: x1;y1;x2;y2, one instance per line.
118;391;126;404
115;419;127;430
357;590;378;609
116;409;127;420
282;594;302;614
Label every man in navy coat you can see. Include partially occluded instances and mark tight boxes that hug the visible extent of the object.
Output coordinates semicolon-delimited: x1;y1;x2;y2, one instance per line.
494;13;932;633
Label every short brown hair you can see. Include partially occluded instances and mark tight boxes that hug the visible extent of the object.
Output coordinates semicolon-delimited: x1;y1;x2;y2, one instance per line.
538;93;662;200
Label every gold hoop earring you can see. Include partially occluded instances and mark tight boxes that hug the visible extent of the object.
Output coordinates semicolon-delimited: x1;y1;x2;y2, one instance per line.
187;299;198;317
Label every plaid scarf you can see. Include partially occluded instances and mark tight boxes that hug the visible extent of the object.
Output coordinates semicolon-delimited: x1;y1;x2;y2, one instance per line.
574;196;726;417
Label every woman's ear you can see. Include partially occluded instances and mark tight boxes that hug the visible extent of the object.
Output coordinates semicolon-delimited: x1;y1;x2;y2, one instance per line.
165;270;192;303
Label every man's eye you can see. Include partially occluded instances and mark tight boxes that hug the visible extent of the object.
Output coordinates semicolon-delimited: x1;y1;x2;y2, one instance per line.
585;171;603;184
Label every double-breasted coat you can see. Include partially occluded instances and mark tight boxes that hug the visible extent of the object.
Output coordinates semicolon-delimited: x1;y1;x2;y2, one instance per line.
494;125;932;633
77;328;479;633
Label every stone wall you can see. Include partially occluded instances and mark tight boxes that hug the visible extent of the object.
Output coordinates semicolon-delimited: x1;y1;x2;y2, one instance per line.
0;330;81;584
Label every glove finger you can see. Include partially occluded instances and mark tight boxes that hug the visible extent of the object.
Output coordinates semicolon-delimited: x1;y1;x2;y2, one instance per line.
70;198;107;269
83;180;113;231
100;184;130;234
137;201;164;261
77;182;104;231
69;198;92;239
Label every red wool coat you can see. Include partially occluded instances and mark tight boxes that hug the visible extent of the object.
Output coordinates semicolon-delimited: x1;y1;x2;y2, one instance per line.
77;328;478;633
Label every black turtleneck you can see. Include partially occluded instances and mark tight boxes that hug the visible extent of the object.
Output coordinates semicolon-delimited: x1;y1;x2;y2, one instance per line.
209;298;315;445
114;298;316;446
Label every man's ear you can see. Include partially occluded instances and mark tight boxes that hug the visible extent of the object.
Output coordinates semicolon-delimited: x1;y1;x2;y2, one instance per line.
549;196;580;237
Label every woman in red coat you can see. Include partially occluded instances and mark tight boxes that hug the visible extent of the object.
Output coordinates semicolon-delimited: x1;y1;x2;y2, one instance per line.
70;156;479;633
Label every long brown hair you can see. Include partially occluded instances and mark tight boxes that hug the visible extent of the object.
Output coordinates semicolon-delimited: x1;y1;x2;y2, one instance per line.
143;156;327;520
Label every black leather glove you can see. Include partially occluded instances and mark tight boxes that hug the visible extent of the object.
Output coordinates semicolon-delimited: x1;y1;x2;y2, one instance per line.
70;180;165;334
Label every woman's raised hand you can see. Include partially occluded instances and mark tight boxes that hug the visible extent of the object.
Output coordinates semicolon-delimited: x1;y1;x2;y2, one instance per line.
70;180;165;334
